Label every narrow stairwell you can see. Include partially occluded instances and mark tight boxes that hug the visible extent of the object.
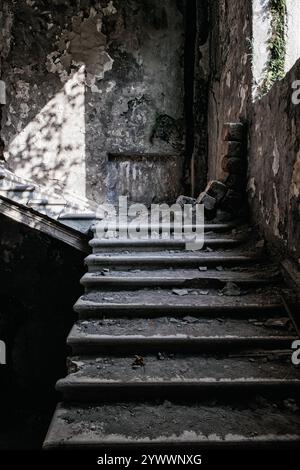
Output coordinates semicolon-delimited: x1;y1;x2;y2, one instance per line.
44;221;300;450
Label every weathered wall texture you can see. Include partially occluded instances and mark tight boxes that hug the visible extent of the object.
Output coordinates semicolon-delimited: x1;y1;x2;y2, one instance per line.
1;0;186;204
248;58;300;261
0;214;84;448
207;0;252;181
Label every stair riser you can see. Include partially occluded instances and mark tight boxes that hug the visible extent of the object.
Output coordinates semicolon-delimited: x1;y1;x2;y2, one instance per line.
74;304;284;319
90;240;244;253
91;222;240;235
67;337;294;355
86;258;259;271
57;382;300;403
81;278;275;290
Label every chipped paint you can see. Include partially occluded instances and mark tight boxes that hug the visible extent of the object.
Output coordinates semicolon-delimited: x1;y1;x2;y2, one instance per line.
47;12;113;87
248;177;256;198
272;139;280;176
291;151;300;198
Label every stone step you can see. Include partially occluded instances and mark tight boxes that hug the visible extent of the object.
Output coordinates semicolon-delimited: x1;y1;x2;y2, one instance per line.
59;212;101;220
85;250;261;271
80;266;280;289
0;183;36;192
56;353;300;401
92;221;241;235
73;287;288;319
89;236;246;252
43;400;300;449
27;198;68;206
27;203;68;218
67;316;295;354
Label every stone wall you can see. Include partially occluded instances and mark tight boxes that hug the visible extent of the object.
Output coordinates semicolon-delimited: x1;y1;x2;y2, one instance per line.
248;58;300;262
0;0;189;204
207;0;252;181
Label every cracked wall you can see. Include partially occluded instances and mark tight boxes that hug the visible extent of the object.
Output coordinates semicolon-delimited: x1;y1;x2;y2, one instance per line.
207;0;252;181
0;0;186;204
248;58;300;261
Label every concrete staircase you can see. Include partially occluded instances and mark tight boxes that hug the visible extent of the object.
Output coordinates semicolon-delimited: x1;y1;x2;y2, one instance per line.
44;221;300;450
0;163;100;252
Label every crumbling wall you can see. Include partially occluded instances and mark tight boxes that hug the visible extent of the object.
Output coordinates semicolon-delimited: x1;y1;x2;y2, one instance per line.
0;0;186;203
248;58;300;261
207;0;252;180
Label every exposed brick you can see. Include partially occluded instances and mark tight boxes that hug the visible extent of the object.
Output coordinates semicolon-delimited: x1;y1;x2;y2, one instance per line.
221;141;243;158
222;123;245;142
222;157;247;175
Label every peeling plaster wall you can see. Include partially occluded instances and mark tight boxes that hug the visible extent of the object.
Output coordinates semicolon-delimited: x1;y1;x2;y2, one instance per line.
207;0;252;180
1;0;186;203
248;58;300;261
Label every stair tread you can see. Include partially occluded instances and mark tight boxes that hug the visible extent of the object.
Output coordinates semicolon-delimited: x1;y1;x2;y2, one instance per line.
75;287;289;313
89;235;246;249
69;316;295;342
81;265;280;286
58;353;300;386
92;221;242;233
44;401;300;448
85;250;261;269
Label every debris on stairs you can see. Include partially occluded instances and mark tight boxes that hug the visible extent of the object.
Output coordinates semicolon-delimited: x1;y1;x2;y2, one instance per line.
44;221;300;450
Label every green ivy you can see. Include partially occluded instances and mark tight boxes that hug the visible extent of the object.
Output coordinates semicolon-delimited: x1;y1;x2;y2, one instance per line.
261;0;287;95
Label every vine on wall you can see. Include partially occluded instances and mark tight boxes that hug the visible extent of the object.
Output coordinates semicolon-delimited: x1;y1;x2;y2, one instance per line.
261;0;287;95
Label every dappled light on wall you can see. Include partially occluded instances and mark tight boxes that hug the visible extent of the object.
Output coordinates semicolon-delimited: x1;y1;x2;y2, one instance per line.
7;67;86;199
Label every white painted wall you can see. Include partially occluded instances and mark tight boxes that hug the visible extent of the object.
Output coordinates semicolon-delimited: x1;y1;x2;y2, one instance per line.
252;0;272;97
285;0;300;72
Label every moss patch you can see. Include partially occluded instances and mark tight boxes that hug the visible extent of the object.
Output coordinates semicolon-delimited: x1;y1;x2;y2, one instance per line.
261;0;287;95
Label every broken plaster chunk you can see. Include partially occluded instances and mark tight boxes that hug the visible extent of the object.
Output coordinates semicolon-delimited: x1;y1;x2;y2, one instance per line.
264;318;290;329
172;289;189;297
205;180;228;203
183;316;199;323
176;195;197;207
199;290;209;295
221;282;243;297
